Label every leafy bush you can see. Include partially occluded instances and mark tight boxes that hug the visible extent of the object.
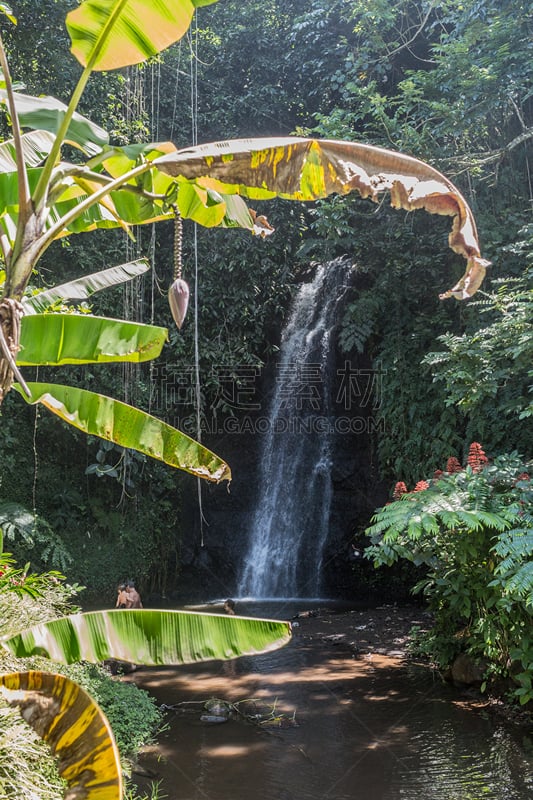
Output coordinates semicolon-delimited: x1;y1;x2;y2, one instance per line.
365;445;533;702
19;659;164;760
0;552;163;797
0;702;65;799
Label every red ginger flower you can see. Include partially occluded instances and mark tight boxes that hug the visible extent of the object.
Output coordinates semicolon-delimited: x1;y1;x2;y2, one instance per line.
446;456;462;474
515;472;530;483
393;481;408;500
413;480;430;492
433;469;444;480
467;442;488;473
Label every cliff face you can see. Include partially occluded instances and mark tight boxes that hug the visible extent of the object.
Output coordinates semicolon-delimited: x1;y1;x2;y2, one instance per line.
174;261;389;602
176;350;387;603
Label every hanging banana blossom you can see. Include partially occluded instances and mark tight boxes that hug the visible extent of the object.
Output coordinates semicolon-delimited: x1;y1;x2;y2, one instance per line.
168;211;189;329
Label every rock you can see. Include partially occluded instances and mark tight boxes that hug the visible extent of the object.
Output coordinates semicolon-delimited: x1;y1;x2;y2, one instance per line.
204;699;231;716
450;653;486;686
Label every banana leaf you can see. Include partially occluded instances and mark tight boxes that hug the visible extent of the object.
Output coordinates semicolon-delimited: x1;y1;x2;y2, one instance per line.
0;3;16;24
96;140;178;176
14;382;231;482
0;670;122;800
0;91;109;156
155;136;491;299
67;0;218;72
0;129;55;172
22;258;151;314
1;609;292;665
17;315;167;366
177;182;227;227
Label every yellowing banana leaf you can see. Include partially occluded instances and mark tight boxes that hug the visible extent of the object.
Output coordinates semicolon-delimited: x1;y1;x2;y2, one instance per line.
0;130;55;172
22;258;151;314
17;315;167;366
1;609;292;665
0;670;122;800
177;182;227;227
67;0;218;72
14;382;231;482
155;137;491;299
97;140;177;177
0;3;17;24
48;172;172;233
0;90;109;156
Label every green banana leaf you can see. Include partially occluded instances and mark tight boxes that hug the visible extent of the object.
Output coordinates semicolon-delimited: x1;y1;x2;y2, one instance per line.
155;136;490;298
95;140;178;176
22;258;151;314
1;609;292;665
17;314;167;366
0;163;130;245
177;182;228;227
14;382;231;482
0;670;122;800
44;166;253;237
0;91;109;156
0;129;55;172
67;0;218;72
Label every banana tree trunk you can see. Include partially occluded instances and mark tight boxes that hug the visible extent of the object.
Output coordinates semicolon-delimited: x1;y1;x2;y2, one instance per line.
0;297;24;403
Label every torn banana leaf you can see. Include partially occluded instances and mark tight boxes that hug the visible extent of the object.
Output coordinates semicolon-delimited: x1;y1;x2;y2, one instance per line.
22;258;151;314
155;137;491;299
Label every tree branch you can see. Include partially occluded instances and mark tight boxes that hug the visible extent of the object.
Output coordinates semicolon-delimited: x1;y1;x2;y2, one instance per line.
385;2;437;59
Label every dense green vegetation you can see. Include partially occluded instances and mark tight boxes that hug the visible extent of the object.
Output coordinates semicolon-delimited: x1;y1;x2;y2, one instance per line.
2;0;530;600
0;549;163;799
0;0;531;703
366;444;533;703
0;1;531;798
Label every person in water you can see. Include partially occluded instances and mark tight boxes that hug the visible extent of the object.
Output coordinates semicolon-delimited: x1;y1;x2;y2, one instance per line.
116;583;128;608
125;581;143;608
115;581;143;609
223;598;236;615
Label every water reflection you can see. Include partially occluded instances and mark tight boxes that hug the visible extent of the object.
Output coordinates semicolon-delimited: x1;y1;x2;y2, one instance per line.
130;603;533;800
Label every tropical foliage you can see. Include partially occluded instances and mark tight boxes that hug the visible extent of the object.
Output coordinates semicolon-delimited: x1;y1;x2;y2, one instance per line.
0;551;162;799
0;4;528;795
0;0;492;491
425;265;533;433
365;444;533;703
0;538;292;799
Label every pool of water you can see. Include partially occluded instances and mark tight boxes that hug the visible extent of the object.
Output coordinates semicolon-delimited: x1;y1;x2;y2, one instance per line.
129;602;533;800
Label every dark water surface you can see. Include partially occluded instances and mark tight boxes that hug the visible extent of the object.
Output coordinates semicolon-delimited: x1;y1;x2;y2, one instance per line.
129;602;533;800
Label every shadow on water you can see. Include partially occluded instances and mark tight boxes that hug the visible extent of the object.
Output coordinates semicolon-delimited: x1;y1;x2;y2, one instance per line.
128;602;533;800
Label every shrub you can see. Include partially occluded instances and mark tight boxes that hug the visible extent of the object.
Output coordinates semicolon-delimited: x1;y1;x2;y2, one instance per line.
365;447;533;702
0;554;163;796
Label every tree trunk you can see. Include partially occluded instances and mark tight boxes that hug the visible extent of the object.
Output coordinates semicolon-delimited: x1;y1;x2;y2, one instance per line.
0;297;23;404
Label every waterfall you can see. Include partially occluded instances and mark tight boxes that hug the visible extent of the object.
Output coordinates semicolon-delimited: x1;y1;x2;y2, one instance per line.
238;260;353;599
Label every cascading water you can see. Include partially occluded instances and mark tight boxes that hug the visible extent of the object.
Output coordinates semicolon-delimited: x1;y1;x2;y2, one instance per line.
238;259;354;599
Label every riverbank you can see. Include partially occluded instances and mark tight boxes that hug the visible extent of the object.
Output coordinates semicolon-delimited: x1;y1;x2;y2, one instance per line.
290;603;432;658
